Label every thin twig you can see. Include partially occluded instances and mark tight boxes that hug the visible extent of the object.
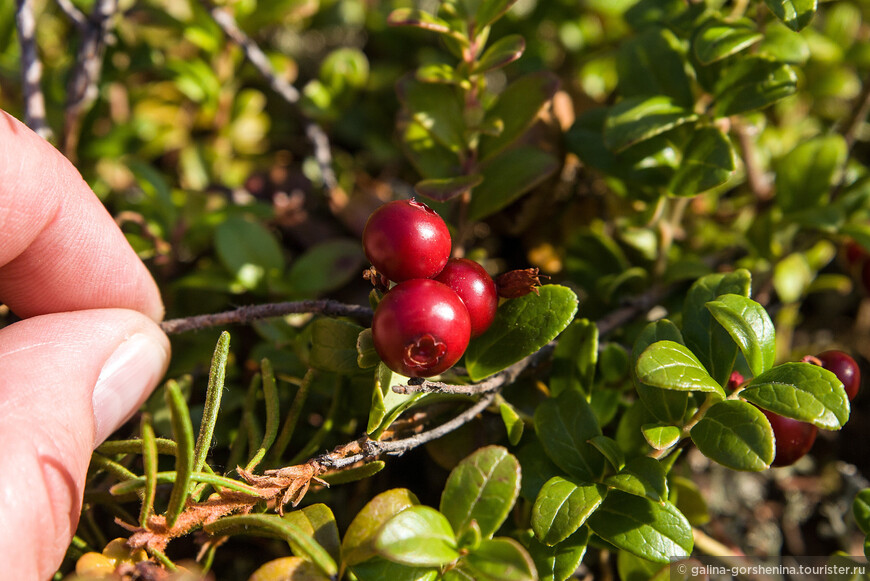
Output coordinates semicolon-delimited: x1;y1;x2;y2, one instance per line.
63;0;118;161
734;120;773;201
15;0;53;140
55;0;88;30
201;1;339;194
159;300;374;334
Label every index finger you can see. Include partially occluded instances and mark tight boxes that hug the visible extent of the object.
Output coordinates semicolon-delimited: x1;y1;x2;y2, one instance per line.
0;110;163;321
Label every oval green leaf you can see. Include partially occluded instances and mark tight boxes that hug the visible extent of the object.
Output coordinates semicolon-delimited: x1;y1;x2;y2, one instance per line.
215;216;285;290
472;34;525;74
532;477;606;546
283;504;341;564
713;56;798;116
341;488;419;566
853;489;870;536
641;424;682;451
690;400;774;471
775;135;847;214
705;294;775;377
375;505;459;567
636;340;725;397
603;456;669;502
669;126;736;197
467;147;560;222
459;538;537;581
763;0;817;31
633;320;689;424
604;96;698;153
693;17;763;64
309;318;366;374
415;174;483;202
533;389;605;482
350;557;438;581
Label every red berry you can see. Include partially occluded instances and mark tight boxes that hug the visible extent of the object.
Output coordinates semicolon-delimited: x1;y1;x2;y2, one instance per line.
815;350;861;401
762;409;817;467
362;199;451;282
371;279;471;377
433;258;498;337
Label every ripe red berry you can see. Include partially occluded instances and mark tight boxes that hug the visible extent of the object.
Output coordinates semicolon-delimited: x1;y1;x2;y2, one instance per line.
362;199;451;282
433;258;498;337
762;409;818;467
371;279;471;377
815;350;861;401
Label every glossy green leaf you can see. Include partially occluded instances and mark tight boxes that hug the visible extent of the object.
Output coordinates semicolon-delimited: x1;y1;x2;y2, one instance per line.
376;505;459;567
758;22;810;64
357;329;379;369
705;294;775;377
634;320;689;424
624;0;688;30
319;460;385;486
467;147;559;222
617;27;694;108
516;439;562;502
636;340;725;397
532;477;606;545
215;216;284;290
499;402;525;446
341;488;419;566
603;457;669;502
773;252;813;304
523;528;589;581
669;476;710;526
588;435;625;471
350;558;438;581
283;504;341;564
764;0;817;31
286;239;365;296
690;400;774;471
713;56;798;116
398;77;466;153
775;135;847;214
682;270;751;386
480;72;559;160
604;96;697;153
164;381;194;529
400;117;461;179
853;489;870;535
534;388;605;482
459;538;537;581
550;318;598;397
248;556;331;581
465;285;578;380
693;17;762;64
440;446;521;539
587;492;693;563
368;364;428;439
641;424;682;450
388;8;458;37
739;362;850;429
309;318;366;374
416;63;462;84
475;0;519;34
473;34;525;74
415;174;483;203
669;126;735;197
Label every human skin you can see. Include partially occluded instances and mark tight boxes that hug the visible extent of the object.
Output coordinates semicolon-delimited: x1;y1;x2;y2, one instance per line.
0;110;170;580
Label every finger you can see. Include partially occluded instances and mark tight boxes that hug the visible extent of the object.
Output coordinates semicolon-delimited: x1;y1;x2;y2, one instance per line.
0;309;170;580
0;110;163;321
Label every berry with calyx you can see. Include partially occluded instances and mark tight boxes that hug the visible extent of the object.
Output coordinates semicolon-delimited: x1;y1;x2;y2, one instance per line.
762;409;817;467
362;199;451;282
371;279;471;377
434;258;498;337
813;350;861;401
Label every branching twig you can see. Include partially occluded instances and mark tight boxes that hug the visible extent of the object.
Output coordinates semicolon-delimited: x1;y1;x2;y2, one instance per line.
15;0;53;140
201;1;339;195
63;0;118;160
159;300;374;334
55;0;88;30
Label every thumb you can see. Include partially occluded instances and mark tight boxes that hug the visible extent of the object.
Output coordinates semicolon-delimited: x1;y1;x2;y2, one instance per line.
0;308;170;580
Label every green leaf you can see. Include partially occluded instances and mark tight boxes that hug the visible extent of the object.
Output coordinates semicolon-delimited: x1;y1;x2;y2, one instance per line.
604;96;698;153
636;341;725;397
534;389;606;482
713;56;798;116
376;506;459;567
467;147;559;222
480;72;560;160
341;488;420;566
773;253;812;304
617;27;694;108
641;424;682;450
473;34;525;74
763;0;817;31
775;135;847;214
388;8;459;38
398;77;466;153
588;435;625;471
283;504;341;564
320;460;385;486
400;117;461;179
459;538;537;581
523;528;589;581
633;320;689;424
705;294;775;377
693;17;763;64
465;285;578;380
440;446;521;539
416;63;463;84
669;126;735;197
164;381;194;529
350;558;437;581
309;319;366;374
853;489;870;535
739;362;850;429
532;477;607;546
248;556;332;581
757;22;810;64
474;0;519;34
215;216;285;290
682;270;752;386
517;439;562;502
367;364;428;439
603;457;669;502
499;402;525;446
415;175;483;203
286;240;364;296
587;492;693;563
357;329;380;369
690;400;774;471
550;318;598;397
669;476;710;526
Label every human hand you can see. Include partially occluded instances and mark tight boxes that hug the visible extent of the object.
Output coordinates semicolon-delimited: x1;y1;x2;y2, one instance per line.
0;110;170;579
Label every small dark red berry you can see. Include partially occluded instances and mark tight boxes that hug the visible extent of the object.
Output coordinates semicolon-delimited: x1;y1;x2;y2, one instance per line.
815;350;861;401
371;279;471;377
762;409;817;467
362;199;451;282
433;258;498;337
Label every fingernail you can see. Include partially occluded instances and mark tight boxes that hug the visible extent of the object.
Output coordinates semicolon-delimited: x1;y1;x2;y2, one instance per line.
92;333;169;445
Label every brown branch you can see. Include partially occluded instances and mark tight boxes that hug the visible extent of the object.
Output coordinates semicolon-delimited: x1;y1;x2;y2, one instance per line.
159;300;374;334
55;0;88;29
15;0;53;140
63;0;118;161
733;120;773;201
201;1;339;195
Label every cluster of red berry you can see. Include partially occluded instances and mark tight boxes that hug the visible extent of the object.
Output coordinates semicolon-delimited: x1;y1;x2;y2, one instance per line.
766;351;861;466
362;199;498;378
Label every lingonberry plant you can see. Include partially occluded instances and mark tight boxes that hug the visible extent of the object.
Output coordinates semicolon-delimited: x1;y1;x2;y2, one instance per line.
6;0;870;579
